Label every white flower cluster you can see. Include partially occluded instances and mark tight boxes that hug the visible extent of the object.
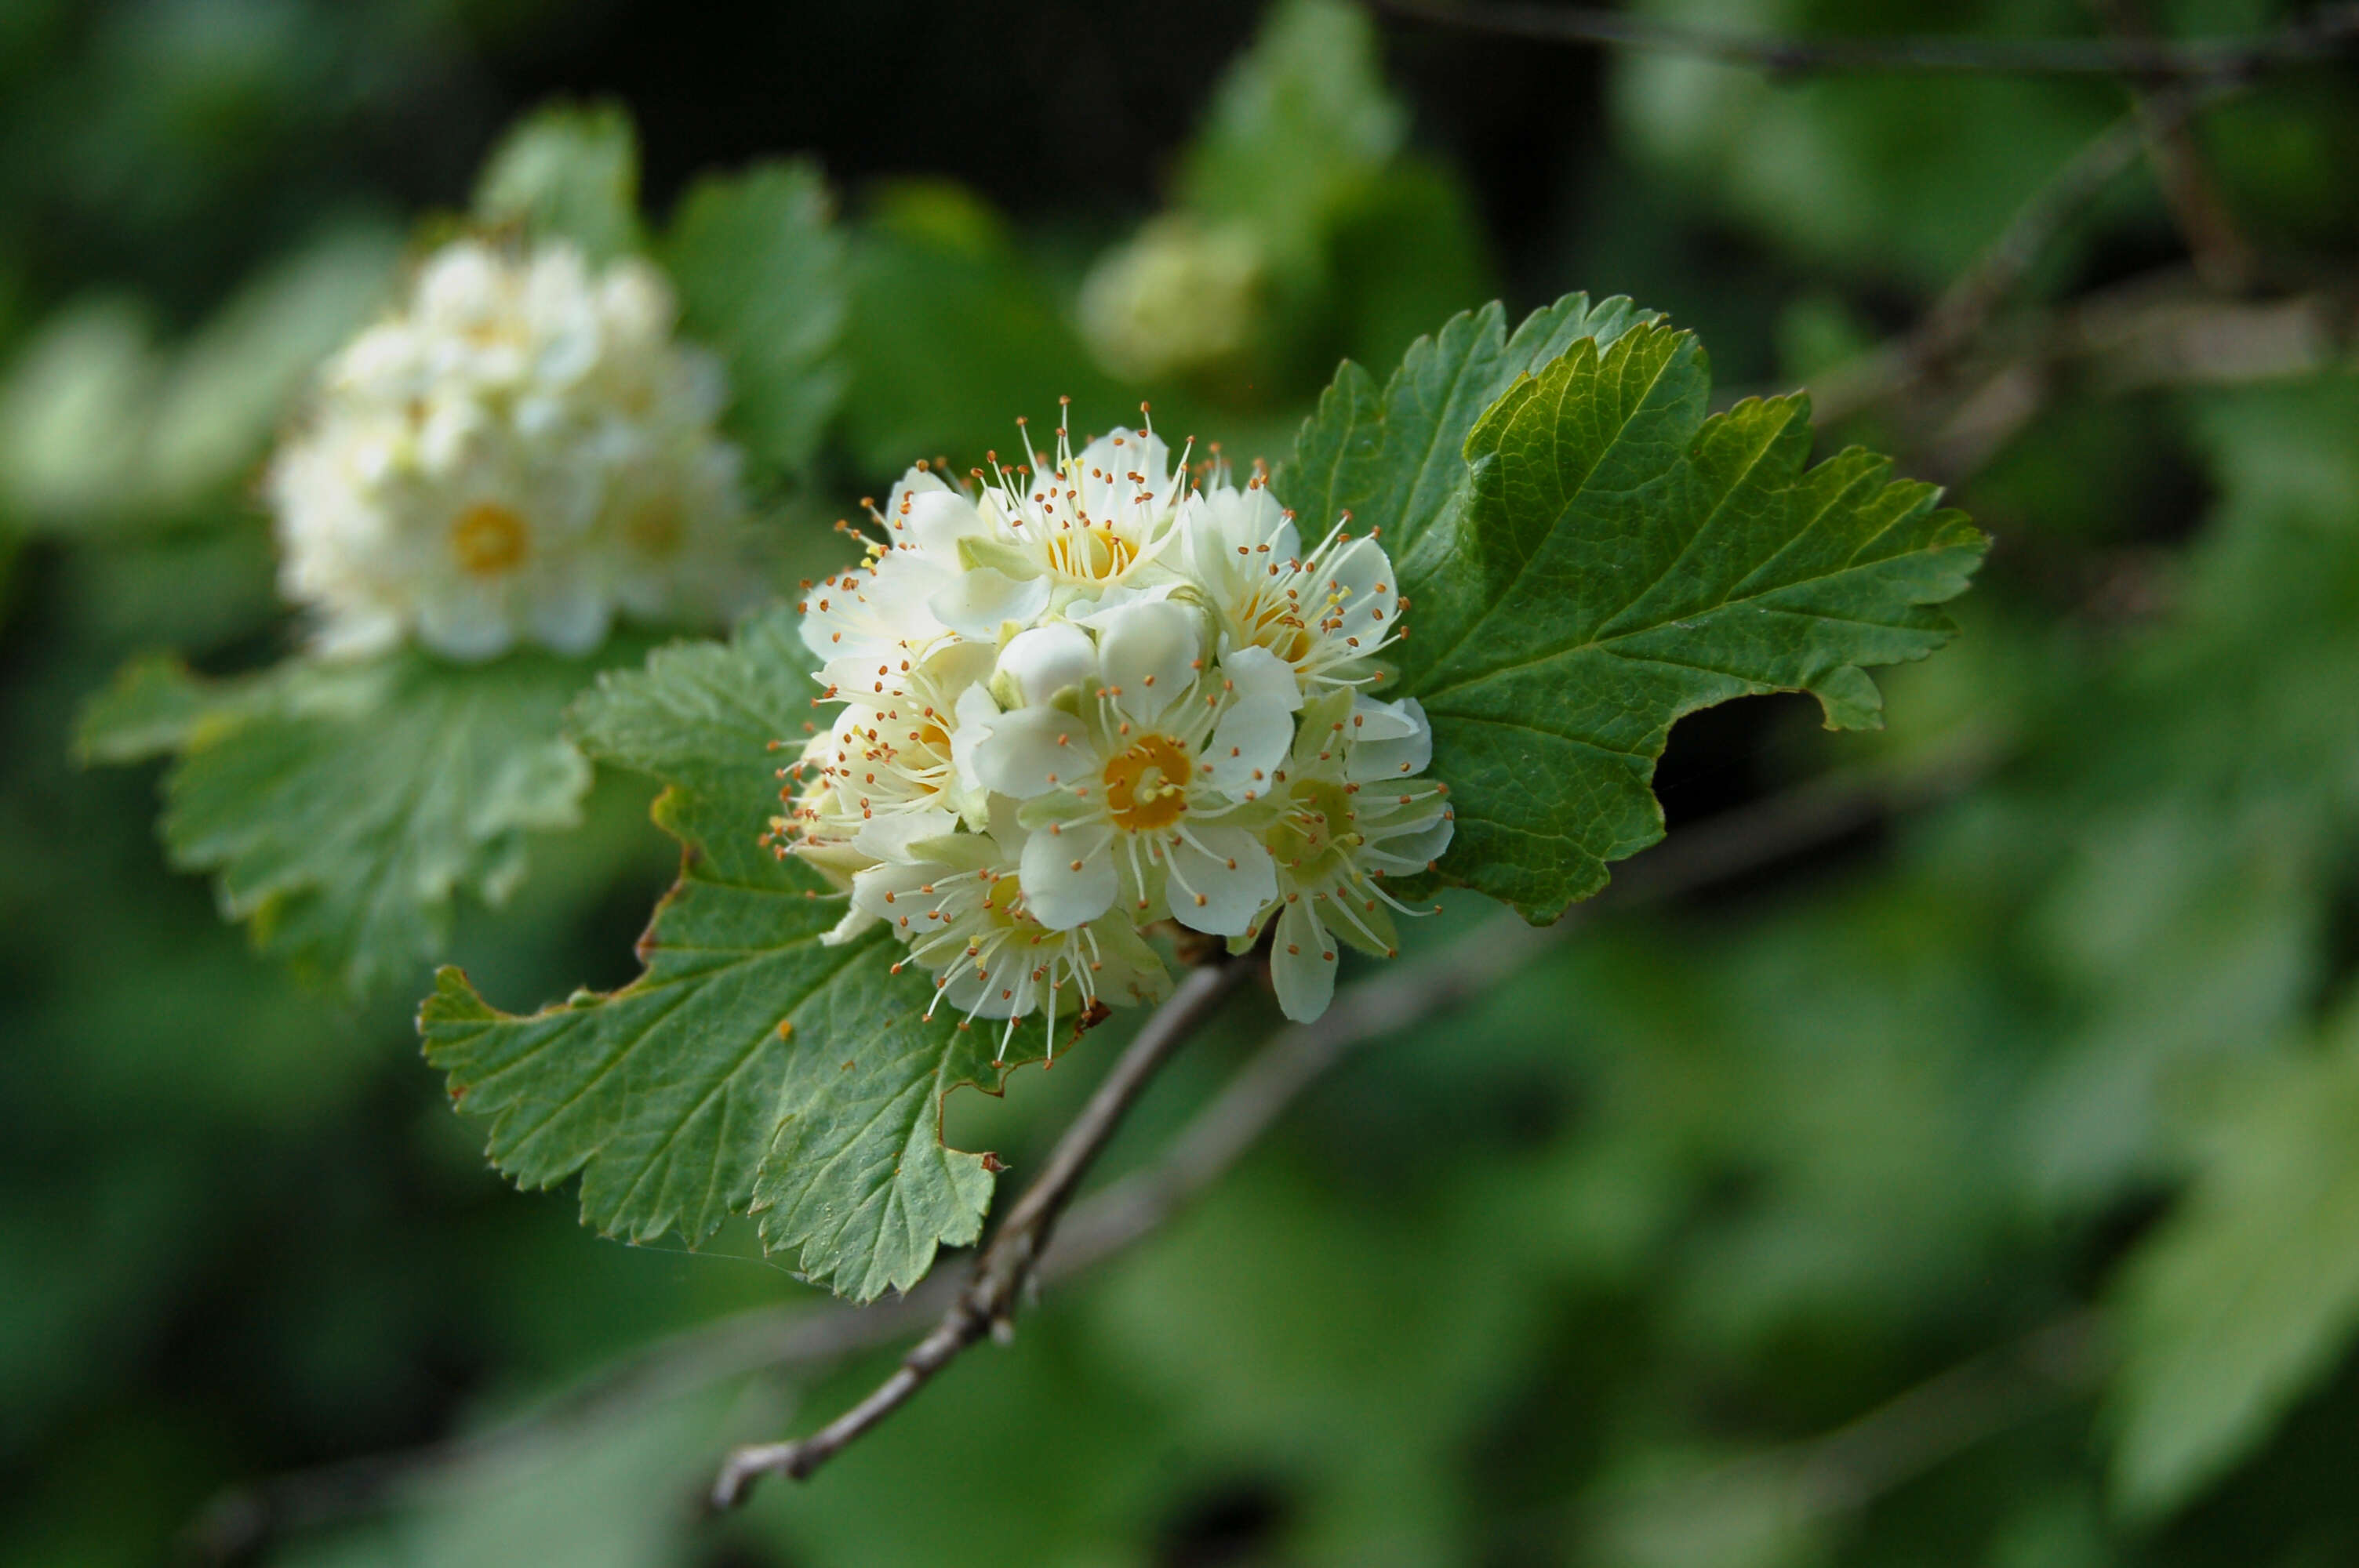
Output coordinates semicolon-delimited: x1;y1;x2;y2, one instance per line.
268;238;750;661
772;414;1453;1047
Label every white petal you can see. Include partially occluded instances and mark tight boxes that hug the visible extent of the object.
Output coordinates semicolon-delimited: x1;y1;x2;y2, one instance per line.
1096;599;1200;713
1270;898;1338;1022
528;577;611;655
1207;696;1294;800
849;860;935;926
986;792;1031;855
929;567;1051;640
1322;535;1398;639
1167;824;1275;937
901;486;988;555
417;589;514;662
853;806;959;862
1219;644;1302;711
951;682;1001;792
1346;696;1434;782
820;651;900;699
1019;820;1118;929
921;637;998;699
1184;482;1292;577
972;706;1099;799
996;623;1097;706
1071;580;1178;627
1083;913;1175;1007
1074;427;1175;527
1363;811;1453;874
943;952;1031;1019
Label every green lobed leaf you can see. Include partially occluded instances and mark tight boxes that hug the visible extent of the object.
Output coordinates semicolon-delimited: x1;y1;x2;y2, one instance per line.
2106;1014;2359;1519
419;609;1037;1301
79;648;611;995
473;100;645;263
663;160;847;479
1278;292;1656;572
1283;300;1985;919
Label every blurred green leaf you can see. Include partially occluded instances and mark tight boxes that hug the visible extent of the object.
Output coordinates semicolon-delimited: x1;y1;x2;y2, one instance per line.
664;159;847;479
0;224;397;534
421;610;1034;1301
2108;1015;2359;1519
144;223;402;503
78;647;614;995
1181;0;1404;273
474;100;645;263
1612;1;2125;289
1587;1454;1831;1568
841;180;1129;474
1325;159;1492;378
0;297;161;528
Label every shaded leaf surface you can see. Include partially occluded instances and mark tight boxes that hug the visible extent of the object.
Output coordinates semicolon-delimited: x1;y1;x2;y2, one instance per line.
473;101;645;263
79;649;607;994
1286;303;1985;918
1181;0;1403;271
2109;1017;2359;1519
420;610;1027;1301
664;160;846;478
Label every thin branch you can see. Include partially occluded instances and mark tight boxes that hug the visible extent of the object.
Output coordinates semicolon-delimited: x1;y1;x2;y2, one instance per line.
1808;102;2165;430
709;956;1252;1508
1587;1310;2106;1555
2088;0;2260;291
1369;0;2359;80
191;731;2004;1558
707;731;2003;1509
1807;263;2358;481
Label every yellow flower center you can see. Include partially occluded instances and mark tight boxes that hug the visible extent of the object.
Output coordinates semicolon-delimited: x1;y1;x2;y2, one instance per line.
449;501;529;576
1268;779;1356;874
981;873;1032;928
1103;735;1193;833
1237;585;1313;664
1042;524;1138;584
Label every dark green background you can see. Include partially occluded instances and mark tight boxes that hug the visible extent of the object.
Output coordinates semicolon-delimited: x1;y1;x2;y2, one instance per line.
8;1;2359;1563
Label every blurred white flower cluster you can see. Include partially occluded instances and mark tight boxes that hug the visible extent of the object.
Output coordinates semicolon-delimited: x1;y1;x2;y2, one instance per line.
772;414;1452;1043
1078;218;1267;385
267;238;749;660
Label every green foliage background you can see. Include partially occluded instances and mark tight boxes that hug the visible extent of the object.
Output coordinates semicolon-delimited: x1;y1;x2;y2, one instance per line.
7;1;2359;1564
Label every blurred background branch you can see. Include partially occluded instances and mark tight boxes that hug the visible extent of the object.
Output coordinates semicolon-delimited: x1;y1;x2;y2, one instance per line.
1372;0;2359;78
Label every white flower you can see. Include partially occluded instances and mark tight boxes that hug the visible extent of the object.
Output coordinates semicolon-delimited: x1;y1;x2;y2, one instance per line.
268;237;750;661
848;830;1173;1058
1244;688;1453;1022
1181;466;1404;698
768;642;994;942
969;600;1290;938
782;406;1455;1036
796;416;1191;698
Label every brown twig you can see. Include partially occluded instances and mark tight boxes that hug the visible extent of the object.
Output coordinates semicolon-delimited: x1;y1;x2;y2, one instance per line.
708;956;1253;1508
2088;0;2260;291
1369;0;2359;80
